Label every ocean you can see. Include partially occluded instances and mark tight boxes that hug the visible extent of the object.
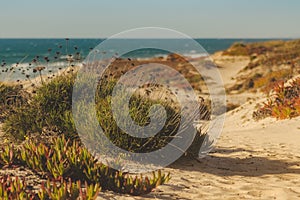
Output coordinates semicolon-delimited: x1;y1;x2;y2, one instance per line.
0;38;282;81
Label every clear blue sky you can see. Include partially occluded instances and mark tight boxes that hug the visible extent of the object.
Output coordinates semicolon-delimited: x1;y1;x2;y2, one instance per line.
0;0;299;38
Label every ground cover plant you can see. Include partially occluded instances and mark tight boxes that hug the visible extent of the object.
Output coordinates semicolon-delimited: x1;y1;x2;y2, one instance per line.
253;78;300;120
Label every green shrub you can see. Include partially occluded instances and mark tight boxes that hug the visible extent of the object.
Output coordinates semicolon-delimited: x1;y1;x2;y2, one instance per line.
4;72;208;154
95;92;182;153
0;83;26;122
3;73;76;140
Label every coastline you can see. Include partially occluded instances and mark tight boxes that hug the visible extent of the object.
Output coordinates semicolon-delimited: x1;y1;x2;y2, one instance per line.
1;39;300;199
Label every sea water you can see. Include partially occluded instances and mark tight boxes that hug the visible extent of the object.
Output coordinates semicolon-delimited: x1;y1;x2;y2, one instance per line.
0;38;279;81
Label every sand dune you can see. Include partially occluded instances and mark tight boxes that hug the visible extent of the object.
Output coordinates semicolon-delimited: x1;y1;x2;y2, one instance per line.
96;53;300;199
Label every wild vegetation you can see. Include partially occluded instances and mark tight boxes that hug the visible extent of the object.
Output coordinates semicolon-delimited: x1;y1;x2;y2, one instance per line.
225;39;300;93
0;136;170;199
0;83;27;122
253;78;300;120
0;39;210;197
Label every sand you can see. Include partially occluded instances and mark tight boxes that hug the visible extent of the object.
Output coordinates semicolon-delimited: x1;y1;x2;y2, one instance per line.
211;52;250;87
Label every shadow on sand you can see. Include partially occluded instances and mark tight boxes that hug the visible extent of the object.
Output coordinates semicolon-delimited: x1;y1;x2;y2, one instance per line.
170;147;300;177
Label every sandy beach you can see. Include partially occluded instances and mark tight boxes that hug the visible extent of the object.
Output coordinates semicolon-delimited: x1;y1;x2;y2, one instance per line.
94;52;300;200
1;0;300;198
1;40;300;199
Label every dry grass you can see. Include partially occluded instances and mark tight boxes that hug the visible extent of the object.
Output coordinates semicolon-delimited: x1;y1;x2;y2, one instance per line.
226;39;300;93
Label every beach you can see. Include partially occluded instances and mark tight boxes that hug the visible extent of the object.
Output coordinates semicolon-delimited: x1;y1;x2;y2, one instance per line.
0;39;300;199
93;48;300;199
1;0;300;198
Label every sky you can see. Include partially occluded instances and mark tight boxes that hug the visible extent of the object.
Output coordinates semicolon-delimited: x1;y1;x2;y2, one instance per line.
0;0;300;38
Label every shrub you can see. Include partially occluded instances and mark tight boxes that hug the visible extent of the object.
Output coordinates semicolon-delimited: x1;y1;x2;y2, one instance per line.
253;78;300;120
223;42;249;56
0;83;26;122
4;71;209;154
94;90;182;153
253;69;292;93
3;73;76;140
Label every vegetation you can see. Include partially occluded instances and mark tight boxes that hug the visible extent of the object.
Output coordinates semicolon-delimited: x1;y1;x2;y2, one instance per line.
253;78;300;120
225;39;300;93
0;83;26;122
222;42;250;56
2;71;208;153
3;72;76;140
0;175;100;200
0;39;212;197
0;72;174;196
252;69;292;93
0;136;170;198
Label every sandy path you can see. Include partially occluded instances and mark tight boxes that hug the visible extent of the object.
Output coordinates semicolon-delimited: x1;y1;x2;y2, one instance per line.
211;53;250;87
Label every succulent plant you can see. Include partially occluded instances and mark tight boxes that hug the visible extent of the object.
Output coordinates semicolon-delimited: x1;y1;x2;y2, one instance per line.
0;144;18;167
16;135;170;195
38;178;100;200
0;175;36;199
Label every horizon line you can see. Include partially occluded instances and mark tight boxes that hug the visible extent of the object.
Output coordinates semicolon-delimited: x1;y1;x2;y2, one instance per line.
0;37;298;40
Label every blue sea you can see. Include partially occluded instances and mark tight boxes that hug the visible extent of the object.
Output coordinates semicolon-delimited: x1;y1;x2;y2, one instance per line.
0;38;284;81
